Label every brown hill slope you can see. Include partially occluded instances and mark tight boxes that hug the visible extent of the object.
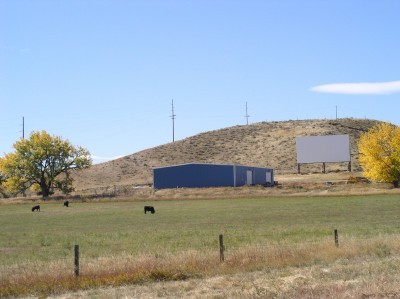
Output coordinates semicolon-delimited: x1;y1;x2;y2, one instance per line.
72;118;381;193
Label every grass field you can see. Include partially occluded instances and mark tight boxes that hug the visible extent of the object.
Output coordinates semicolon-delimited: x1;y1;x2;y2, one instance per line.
1;194;400;297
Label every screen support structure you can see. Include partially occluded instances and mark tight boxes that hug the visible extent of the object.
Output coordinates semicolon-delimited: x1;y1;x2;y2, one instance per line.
297;156;352;174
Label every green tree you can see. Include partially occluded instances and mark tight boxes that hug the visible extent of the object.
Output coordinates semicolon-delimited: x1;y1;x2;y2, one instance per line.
358;122;400;187
0;131;92;198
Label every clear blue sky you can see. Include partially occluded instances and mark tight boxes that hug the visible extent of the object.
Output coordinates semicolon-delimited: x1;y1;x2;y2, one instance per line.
1;1;400;163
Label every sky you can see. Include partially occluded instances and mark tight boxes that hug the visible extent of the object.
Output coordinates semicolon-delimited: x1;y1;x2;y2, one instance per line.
1;0;400;163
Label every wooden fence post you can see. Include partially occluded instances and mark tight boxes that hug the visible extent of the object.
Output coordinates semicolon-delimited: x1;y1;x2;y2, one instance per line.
334;229;339;247
219;234;225;262
74;245;80;276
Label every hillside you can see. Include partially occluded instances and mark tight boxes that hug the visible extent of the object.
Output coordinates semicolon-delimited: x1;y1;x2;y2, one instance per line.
72;118;381;193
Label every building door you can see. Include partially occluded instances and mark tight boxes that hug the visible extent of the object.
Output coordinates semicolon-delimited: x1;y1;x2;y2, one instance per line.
246;170;253;185
266;172;272;184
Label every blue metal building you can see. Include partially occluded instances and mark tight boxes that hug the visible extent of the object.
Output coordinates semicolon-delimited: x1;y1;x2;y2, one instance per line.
153;163;274;189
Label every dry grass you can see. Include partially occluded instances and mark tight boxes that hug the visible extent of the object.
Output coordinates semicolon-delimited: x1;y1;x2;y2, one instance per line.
3;171;400;205
58;255;399;299
3;236;400;298
0;193;400;298
1;118;395;298
70;118;381;193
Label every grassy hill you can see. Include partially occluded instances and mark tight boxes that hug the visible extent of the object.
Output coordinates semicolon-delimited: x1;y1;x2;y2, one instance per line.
72;118;381;194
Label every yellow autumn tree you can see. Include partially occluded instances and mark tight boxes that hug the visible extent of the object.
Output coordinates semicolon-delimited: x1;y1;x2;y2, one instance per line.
0;172;8;198
0;131;92;198
358;122;400;187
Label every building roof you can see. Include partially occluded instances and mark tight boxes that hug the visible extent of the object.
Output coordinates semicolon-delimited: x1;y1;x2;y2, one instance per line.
153;163;273;170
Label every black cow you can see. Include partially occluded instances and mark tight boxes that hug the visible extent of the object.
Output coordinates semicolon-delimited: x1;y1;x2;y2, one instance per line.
32;205;40;212
144;206;155;214
63;200;69;207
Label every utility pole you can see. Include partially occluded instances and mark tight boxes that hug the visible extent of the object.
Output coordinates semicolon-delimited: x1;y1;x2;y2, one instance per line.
170;100;176;142
22;116;25;139
245;101;250;125
336;106;338;120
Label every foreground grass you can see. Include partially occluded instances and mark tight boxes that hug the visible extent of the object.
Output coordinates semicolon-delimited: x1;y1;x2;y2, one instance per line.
49;254;400;299
1;194;400;297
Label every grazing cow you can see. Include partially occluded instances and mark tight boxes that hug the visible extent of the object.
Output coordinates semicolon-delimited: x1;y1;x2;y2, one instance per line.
31;205;40;212
144;206;155;214
63;200;69;207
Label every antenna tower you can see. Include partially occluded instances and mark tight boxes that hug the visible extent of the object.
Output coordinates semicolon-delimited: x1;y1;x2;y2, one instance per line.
170;99;176;142
245;101;250;125
22;116;25;139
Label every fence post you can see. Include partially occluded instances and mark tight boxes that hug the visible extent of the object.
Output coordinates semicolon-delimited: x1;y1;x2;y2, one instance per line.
219;234;225;262
334;229;339;247
74;245;80;276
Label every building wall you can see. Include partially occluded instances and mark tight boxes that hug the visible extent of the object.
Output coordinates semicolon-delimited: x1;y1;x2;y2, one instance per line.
234;166;274;186
153;163;274;189
153;164;234;189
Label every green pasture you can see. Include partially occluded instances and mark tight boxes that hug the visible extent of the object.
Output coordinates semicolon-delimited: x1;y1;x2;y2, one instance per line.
1;195;400;266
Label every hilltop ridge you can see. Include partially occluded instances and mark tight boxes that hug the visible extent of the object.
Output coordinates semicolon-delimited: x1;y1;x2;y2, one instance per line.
72;118;381;193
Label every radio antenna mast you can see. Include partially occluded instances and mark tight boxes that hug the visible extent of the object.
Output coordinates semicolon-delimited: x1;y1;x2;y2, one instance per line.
245;101;250;125
22;116;25;139
170;99;176;142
